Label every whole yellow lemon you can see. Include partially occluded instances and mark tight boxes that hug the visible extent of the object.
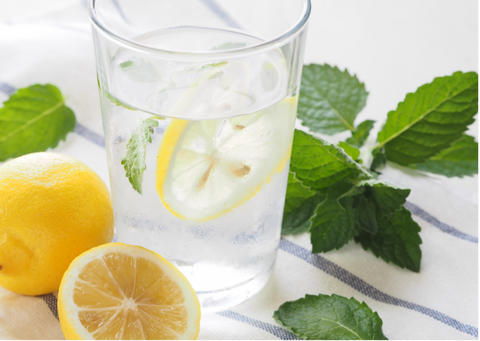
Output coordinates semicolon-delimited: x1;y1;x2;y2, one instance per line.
0;152;114;295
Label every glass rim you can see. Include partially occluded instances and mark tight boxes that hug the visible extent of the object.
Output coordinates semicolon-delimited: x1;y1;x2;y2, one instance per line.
88;0;311;58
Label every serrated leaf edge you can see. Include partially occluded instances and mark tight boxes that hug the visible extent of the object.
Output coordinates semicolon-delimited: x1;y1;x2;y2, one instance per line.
273;294;387;340
375;72;477;150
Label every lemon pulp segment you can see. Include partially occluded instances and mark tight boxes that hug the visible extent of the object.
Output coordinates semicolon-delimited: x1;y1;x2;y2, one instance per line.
58;243;200;340
156;96;298;221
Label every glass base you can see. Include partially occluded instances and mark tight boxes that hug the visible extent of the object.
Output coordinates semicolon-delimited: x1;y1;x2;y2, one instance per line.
196;262;275;313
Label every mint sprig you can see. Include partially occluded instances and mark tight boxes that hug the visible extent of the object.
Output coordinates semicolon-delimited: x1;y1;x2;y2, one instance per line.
283;66;476;273
284;129;423;271
274;294;388;340
0;84;76;161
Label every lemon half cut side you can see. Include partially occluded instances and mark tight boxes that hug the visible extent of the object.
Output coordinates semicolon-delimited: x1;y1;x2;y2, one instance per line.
58;243;201;340
156;96;297;222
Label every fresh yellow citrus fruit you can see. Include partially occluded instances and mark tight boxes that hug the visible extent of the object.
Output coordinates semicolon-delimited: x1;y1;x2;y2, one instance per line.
0;152;114;296
156;96;297;221
58;243;201;340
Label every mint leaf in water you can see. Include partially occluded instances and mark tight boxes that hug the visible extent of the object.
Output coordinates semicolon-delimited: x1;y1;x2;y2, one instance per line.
376;71;478;165
119;58;161;83
0;84;76;161
411;134;478;177
355;207;422;272
274;294;388;340
98;77;137;111
121;118;159;194
346;119;375;147
297;64;368;135
120;60;134;68
290;130;371;191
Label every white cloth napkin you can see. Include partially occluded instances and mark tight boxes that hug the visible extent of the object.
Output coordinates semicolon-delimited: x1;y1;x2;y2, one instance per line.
0;0;477;339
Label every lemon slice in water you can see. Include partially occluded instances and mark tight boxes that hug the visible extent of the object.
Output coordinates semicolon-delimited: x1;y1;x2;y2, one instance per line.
156;97;297;221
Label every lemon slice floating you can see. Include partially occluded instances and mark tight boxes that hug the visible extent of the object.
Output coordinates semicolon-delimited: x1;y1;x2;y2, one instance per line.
58;243;200;340
156;97;297;221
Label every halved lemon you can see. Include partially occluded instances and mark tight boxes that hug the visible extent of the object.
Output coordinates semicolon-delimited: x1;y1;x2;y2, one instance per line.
58;243;200;340
156;96;298;221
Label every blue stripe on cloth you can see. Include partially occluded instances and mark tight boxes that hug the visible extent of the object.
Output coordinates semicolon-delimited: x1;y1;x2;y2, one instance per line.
199;0;243;29
217;310;299;340
0;82;16;95
74;123;106;147
110;0;130;24
38;293;59;320
279;238;478;337
405;201;478;243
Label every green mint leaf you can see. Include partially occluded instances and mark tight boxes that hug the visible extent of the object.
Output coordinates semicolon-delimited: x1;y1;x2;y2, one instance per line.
353;179;410;237
274;294;388;340
119;58;161;83
105;92;138;111
356;179;410;216
290;130;372;191
376;71;478;165
297;64;368;135
283;194;324;235
98;77;137;111
355;207;422;272
283;172;317;213
309;183;362;253
207;71;224;80
0;84;76;161
202;61;228;68
282;172;321;235
353;194;378;234
411;134;478;177
120;60;134;68
121;118;159;194
346;119;375;147
370;148;387;173
338;141;360;160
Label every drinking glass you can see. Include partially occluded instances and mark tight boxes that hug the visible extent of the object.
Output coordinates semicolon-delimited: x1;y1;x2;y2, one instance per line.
89;0;310;312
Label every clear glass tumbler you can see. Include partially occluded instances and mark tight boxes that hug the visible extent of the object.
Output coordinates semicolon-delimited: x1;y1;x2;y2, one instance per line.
89;0;310;312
